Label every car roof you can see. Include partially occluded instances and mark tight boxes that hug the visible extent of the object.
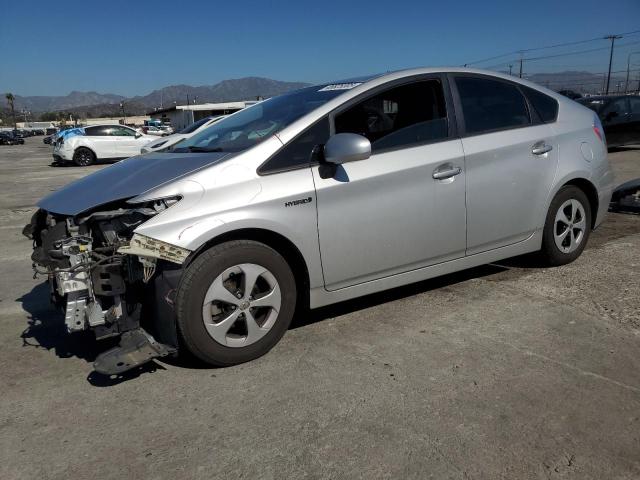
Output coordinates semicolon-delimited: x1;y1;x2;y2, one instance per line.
321;67;559;94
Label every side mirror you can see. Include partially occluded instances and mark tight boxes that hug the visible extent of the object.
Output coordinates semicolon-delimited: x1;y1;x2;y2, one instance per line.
324;133;371;165
135;132;142;138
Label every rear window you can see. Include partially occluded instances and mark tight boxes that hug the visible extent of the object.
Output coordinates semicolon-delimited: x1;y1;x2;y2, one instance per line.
455;76;530;135
522;86;559;123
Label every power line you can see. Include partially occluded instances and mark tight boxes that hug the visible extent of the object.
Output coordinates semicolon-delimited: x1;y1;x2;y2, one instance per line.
464;28;640;66
481;39;640;71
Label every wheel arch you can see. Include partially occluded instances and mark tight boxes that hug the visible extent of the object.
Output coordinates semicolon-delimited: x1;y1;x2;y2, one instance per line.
561;177;599;229
73;144;97;159
185;228;311;309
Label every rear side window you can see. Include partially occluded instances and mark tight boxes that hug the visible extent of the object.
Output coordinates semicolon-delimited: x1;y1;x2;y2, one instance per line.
334;79;448;152
522;86;559;123
455;76;530;135
259;118;330;174
85;126;109;136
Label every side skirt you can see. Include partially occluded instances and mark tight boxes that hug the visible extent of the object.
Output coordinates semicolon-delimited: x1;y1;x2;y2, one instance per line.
309;230;542;309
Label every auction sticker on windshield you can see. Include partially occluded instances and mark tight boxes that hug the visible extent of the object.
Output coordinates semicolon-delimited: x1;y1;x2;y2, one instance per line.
318;83;362;91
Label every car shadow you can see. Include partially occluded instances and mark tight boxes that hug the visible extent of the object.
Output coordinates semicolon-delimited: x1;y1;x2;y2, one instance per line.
291;264;509;330
608;145;640;153
17;282;163;385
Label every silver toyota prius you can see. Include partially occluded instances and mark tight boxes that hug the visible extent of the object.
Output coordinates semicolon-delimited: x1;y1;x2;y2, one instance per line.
24;68;614;374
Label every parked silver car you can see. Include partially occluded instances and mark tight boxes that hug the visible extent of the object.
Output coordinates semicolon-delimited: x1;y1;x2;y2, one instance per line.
24;68;613;374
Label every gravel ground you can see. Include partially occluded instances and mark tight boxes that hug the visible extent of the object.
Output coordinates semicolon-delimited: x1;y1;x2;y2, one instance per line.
0;137;639;479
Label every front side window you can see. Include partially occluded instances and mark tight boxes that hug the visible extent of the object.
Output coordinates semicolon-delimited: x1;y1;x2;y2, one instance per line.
111;126;136;136
455;76;530;134
334;79;448;152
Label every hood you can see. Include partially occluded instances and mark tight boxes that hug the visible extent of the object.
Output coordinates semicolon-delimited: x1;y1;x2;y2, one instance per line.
39;151;230;215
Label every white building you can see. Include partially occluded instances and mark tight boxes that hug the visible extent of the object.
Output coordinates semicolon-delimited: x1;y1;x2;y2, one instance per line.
148;101;258;131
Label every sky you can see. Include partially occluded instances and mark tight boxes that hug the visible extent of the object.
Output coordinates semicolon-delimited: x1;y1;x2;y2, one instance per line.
1;0;639;97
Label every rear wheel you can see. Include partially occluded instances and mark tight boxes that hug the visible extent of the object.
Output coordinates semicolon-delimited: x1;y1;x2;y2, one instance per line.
176;240;297;366
537;186;591;266
73;147;95;166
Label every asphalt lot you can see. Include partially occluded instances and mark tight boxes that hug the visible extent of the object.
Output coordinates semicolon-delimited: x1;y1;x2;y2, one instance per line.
0;136;639;479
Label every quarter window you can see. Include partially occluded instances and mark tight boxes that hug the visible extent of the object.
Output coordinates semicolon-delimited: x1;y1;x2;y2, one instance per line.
455;76;531;134
259;118;330;174
334;79;448;152
522;86;559;123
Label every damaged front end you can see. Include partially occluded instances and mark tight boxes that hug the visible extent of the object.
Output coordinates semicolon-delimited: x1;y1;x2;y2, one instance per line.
23;199;190;375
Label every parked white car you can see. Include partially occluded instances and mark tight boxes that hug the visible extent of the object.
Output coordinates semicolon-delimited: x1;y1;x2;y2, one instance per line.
53;125;155;166
143;126;169;136
141;115;226;154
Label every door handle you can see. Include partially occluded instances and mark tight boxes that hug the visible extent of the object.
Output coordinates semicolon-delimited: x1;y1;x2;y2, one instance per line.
532;141;553;155
432;166;462;180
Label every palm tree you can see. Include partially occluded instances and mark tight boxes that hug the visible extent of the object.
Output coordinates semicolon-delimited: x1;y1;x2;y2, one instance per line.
5;93;16;131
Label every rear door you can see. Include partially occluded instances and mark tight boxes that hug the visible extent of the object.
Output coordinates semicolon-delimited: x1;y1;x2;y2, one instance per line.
84;126;114;159
451;74;559;255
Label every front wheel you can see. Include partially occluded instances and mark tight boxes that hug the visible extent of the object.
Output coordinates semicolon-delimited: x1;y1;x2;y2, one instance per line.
176;240;297;366
537;186;592;266
73;147;95;166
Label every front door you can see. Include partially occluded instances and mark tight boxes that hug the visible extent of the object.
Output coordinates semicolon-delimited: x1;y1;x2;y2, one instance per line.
313;78;467;290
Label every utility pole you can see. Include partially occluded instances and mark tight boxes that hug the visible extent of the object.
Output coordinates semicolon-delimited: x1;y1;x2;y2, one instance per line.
120;102;126;125
518;52;524;78
625;51;640;93
508;64;513;75
604;35;622;95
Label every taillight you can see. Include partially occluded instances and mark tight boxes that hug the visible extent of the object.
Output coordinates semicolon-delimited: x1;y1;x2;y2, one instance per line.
593;114;605;143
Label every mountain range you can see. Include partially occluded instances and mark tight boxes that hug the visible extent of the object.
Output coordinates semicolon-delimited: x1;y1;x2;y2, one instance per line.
4;71;635;121
8;77;310;115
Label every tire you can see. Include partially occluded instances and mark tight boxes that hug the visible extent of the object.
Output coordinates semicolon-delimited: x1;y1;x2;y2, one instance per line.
537;185;592;266
73;147;95;166
176;240;297;366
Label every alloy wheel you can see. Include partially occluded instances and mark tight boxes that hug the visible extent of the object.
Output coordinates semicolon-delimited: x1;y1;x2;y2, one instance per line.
201;263;282;347
75;149;93;166
554;199;586;254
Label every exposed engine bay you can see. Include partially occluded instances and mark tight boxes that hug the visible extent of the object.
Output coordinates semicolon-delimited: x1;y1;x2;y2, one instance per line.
23;199;190;375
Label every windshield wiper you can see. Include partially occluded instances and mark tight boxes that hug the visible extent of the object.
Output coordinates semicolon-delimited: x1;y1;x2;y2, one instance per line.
186;146;224;152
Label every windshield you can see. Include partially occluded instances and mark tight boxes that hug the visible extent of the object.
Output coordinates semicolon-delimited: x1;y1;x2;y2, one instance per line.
179;116;213;134
173;85;351;153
